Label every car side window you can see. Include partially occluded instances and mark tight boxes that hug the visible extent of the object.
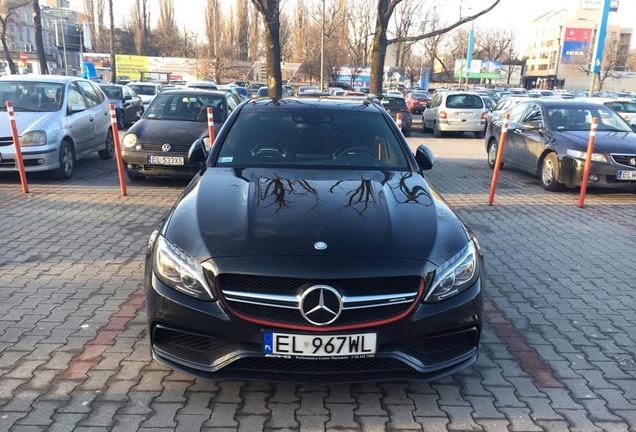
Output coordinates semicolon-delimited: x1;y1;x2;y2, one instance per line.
227;94;238;112
76;81;99;107
67;83;87;113
508;104;528;123
431;94;442;108
522;104;543;125
89;82;105;103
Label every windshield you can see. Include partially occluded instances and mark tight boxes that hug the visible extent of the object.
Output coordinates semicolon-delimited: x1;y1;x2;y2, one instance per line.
412;92;430;99
128;85;157;96
144;93;226;122
100;86;122;99
445;94;483;109
381;97;407;108
548;105;632;132
215;108;409;170
0;81;64;112
608;102;636;113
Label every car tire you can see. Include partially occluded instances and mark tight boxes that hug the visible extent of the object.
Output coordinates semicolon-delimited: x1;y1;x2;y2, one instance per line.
474;130;485;139
487;140;503;169
127;171;145;182
116;110;126;130
421;118;429;133
540;153;564;192
433;121;443;138
403;129;411;137
98;128;115;160
52;140;75;180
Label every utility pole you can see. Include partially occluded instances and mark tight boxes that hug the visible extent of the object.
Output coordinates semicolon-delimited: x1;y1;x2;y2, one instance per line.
108;0;116;83
589;0;611;96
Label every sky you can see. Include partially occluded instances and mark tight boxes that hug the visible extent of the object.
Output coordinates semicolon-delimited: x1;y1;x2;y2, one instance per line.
69;0;636;51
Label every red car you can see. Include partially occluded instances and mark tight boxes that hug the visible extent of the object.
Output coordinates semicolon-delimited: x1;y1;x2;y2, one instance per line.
406;91;431;114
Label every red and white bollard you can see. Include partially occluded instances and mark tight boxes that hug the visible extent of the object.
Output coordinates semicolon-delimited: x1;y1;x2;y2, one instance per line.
5;101;29;193
108;104;127;196
396;113;403;130
577;117;599;208
207;107;215;150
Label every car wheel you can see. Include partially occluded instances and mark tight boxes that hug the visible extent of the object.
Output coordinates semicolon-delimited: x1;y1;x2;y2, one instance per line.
52;140;75;180
98;128;115;160
487;139;503;169
403;129;411;137
474;130;485;139
433;121;443;138
421;118;429;133
116;110;126;130
127;171;145;182
540;153;564;192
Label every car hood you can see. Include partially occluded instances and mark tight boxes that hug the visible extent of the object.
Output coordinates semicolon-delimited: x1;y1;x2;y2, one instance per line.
129;119;209;146
164;168;470;263
0;111;57;135
556;131;636;153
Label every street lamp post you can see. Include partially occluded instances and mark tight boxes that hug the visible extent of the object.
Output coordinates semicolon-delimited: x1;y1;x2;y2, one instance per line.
319;0;325;90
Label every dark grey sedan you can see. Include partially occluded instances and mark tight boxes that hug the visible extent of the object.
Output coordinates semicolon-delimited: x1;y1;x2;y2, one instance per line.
99;84;144;129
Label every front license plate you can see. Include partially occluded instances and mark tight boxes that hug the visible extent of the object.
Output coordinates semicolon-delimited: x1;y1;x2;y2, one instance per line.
147;155;184;165
263;332;376;358
617;170;636;180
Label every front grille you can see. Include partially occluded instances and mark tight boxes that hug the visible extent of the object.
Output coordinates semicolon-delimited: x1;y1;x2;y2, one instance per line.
142;142;192;153
0;136;13;146
405;329;478;357
610;154;636;167
0;158;41;167
218;274;421;296
218;274;421;328
142;165;200;174
154;327;231;354
225;357;412;374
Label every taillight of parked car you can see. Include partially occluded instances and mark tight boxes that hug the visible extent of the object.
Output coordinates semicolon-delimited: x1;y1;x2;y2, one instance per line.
439;111;448;119
480;112;487;120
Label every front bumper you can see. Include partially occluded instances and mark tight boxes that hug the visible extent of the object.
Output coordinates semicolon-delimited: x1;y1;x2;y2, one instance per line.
0;145;60;172
560;156;636;189
121;150;201;178
145;268;483;383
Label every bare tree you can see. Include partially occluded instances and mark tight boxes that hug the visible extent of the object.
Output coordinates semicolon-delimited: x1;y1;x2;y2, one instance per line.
323;0;349;83
628;49;636;72
369;0;501;95
291;1;320;84
250;0;282;98
33;0;47;74
0;0;30;74
249;3;260;60
83;0;108;52
236;0;250;60
154;0;182;56
109;0;115;82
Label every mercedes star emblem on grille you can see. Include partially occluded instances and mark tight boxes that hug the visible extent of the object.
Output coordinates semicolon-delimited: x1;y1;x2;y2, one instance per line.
162;143;171;152
314;241;327;250
630;158;636;166
299;285;343;326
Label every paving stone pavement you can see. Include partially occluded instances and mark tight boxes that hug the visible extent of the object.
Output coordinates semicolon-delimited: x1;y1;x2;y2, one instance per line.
0;131;635;432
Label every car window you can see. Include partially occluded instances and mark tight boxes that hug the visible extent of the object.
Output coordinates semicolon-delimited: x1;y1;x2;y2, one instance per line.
67;83;87;112
508;104;528;123
89;82;105;103
227;94;238;112
145;93;226;122
100;85;122;99
75;81;100;107
609;102;636;113
431;94;442;108
493;99;510;112
412;92;430;99
0;81;64;112
215;108;409;170
381;97;407;108
522;104;543;125
547;106;631;132
128;85;157;96
445;94;483;109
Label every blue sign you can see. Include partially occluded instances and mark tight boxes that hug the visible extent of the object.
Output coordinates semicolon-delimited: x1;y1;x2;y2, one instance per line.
466;30;475;77
562;41;590;63
591;0;612;73
419;67;429;89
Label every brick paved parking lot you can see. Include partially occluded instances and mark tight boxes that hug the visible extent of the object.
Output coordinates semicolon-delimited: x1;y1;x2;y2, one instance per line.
0;130;635;431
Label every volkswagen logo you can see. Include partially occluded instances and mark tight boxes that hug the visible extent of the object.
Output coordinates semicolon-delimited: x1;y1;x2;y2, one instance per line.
314;241;327;251
630;158;636;167
162;143;171;152
299;285;343;326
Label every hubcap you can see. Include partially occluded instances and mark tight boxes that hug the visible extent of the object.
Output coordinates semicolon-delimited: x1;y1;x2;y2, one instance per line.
488;144;497;164
106;131;114;155
542;159;554;185
62;147;73;174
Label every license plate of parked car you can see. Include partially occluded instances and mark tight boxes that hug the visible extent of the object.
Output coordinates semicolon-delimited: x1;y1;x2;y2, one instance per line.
617;170;636;180
147;156;184;165
263;332;377;358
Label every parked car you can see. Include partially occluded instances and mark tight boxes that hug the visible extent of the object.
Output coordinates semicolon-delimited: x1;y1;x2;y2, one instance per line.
0;75;114;179
230;85;249;101
423;91;487;138
405;91;431;114
99;84;144;129
249;82;266;96
578;98;636;124
485;99;636;191
328;87;346;96
186;81;218;91
486;96;528;129
117;76;132;85
256;86;269;97
528;89;559;98
380;95;412;136
298;85;319;95
386;90;404;98
126;82;164;108
144;96;484;383
121;89;238;181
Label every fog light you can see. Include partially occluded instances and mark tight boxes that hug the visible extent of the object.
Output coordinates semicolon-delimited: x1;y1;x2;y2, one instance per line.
589;175;600;182
127;164;133;169
135;145;142;151
37;159;45;165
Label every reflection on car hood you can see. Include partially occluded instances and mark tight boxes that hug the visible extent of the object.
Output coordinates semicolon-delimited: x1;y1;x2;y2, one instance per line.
164;168;470;263
557;131;636;153
129;119;209;147
0;111;57;136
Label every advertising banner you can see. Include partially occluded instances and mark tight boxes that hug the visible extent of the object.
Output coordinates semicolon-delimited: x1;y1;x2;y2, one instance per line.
454;59;501;79
115;55;149;80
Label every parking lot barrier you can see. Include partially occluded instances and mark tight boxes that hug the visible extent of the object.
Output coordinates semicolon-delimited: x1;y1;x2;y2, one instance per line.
5;101;29;193
577;117;599;208
109;104;127;196
207;107;215;146
396;113;403;130
487;113;510;205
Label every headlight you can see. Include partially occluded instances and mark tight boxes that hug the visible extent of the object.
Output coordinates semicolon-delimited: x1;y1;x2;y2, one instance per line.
153;236;215;300
566;149;607;163
424;240;479;303
202;137;211;152
20;130;47;146
122;133;137;148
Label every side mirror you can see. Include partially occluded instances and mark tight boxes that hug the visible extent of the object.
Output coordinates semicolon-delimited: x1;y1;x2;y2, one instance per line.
123;95;132;102
415;144;435;170
69;103;86;113
524;121;544;132
188;138;207;165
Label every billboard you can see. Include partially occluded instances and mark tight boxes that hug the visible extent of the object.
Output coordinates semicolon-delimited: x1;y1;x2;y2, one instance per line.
115;55;149;80
562;27;592;64
454;59;501;79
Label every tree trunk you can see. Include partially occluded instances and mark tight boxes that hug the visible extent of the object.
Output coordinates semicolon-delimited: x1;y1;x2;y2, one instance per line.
33;0;48;74
109;0;116;82
251;0;282;98
369;1;389;96
1;25;17;74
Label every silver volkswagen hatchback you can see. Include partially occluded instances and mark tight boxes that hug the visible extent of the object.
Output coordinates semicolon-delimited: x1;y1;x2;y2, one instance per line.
0;75;114;179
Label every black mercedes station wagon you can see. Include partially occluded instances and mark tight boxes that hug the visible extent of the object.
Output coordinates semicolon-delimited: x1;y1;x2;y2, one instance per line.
145;97;484;383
